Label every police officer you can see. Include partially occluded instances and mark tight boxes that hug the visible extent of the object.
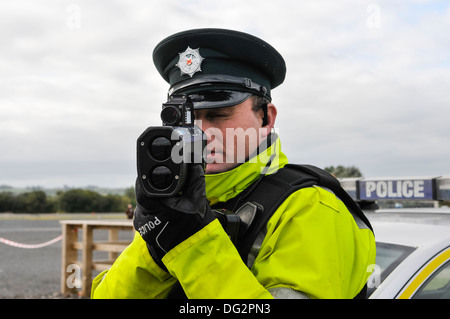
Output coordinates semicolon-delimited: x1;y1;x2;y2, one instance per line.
91;28;376;299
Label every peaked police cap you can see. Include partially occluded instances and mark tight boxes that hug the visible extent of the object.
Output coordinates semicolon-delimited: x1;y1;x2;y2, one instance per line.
152;28;286;109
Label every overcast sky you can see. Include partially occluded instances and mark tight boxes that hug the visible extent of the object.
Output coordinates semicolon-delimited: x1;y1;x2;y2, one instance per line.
1;0;449;188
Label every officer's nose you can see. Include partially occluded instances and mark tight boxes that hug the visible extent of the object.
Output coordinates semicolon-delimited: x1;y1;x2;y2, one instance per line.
194;111;210;134
194;119;212;141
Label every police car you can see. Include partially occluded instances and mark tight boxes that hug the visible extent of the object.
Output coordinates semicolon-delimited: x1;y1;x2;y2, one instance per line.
367;219;450;299
340;175;450;299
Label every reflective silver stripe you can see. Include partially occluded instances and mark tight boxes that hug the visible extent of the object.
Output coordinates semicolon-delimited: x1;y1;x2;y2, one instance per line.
247;230;266;269
269;287;310;299
248;233;309;299
350;210;370;230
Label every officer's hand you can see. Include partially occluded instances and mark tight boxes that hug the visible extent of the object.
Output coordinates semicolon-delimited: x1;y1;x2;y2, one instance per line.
133;164;221;269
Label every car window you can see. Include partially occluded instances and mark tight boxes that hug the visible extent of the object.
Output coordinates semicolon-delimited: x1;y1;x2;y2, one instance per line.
413;260;450;299
367;242;416;296
376;242;416;280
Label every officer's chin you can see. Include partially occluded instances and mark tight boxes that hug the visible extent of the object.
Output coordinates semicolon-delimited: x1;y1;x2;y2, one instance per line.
205;161;240;175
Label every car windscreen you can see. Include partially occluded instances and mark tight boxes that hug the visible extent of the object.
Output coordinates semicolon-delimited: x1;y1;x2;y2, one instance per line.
367;242;416;296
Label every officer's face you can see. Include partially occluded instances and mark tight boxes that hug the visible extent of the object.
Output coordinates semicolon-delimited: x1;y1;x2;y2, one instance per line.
195;98;274;174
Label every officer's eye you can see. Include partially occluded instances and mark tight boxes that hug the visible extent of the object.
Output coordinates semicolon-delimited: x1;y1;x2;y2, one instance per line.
209;112;229;119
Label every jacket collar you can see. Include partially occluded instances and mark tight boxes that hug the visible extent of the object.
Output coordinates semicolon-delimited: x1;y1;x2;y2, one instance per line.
205;135;288;205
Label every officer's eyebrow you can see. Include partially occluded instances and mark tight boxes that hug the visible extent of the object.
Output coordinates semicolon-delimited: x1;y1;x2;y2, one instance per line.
195;106;237;119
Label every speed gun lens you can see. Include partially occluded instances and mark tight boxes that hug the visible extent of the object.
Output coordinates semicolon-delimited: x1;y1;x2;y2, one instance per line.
150;137;172;161
161;106;181;126
150;166;172;190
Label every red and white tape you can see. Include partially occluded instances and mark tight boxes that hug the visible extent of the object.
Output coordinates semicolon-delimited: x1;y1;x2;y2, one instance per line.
0;235;62;249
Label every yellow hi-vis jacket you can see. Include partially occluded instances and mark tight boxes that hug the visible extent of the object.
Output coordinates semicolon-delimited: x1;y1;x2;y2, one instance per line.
91;137;376;299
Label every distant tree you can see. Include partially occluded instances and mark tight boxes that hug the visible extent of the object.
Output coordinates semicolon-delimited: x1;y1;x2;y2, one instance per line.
324;165;363;178
0;186;137;214
11;191;55;213
124;186;136;207
96;194;127;212
59;189;102;212
0;192;15;212
58;188;128;213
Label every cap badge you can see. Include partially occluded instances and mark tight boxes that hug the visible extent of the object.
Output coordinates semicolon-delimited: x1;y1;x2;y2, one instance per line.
176;46;204;77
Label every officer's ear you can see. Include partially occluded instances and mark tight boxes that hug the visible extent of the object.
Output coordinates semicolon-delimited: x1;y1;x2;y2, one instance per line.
260;103;277;138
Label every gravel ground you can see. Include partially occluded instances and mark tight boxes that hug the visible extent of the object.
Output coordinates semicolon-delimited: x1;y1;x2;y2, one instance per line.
0;214;133;299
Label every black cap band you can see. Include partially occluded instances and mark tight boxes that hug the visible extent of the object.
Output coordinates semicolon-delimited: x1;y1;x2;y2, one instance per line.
168;74;270;109
187;90;252;110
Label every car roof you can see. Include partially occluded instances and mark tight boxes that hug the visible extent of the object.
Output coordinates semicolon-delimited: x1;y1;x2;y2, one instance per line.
372;221;450;248
375;207;450;214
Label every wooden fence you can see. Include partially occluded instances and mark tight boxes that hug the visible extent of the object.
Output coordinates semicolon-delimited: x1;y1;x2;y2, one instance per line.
60;219;134;297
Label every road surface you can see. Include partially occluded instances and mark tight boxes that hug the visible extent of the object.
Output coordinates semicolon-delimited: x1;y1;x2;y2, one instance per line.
0;214;133;298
